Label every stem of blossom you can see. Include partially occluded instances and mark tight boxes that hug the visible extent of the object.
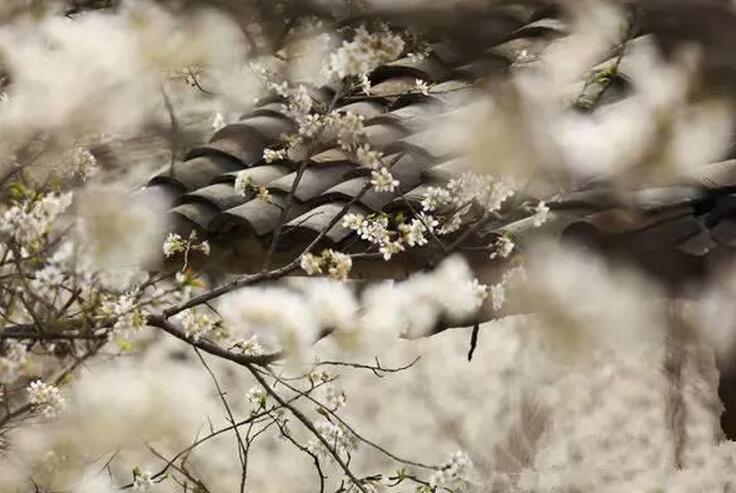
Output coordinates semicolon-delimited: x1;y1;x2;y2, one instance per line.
262;81;347;271
0;339;103;427
146;314;282;366
400;193;448;253
246;364;370;493
193;347;249;492
131;384;331;488
262;159;310;271
266;367;439;470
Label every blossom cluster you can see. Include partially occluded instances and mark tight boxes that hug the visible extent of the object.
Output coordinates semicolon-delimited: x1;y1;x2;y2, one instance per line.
326;25;405;79
307;420;357;459
300;249;353;280
0;192;72;248
428;450;474;491
27;380;66;418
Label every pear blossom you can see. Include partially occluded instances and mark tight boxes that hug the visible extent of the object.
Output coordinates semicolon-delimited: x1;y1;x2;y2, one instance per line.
326;25;404;79
370;167;399;193
263;147;287;163
27;380;66;418
414;78;430;95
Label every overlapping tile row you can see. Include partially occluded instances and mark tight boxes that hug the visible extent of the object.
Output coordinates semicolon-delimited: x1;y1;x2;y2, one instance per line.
143;6;736;285
550;159;736;289
145;8;569;274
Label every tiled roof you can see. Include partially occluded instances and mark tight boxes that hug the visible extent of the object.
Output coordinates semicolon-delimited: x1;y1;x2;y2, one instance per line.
142;5;736;290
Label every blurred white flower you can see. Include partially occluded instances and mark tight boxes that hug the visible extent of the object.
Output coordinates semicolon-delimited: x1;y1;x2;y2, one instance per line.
429;450;473;490
326;25;404;79
489;235;514;259
263;147;287;163
212;112;226;132
414;78;430;96
245;386;267;407
232;334;265;356
219;286;319;357
294;278;358;334
234;171;253;195
362;256;480;338
76;185;168;286
328;111;365;151
71;147;98;181
531;201;550;227
162;232;186;257
325;383;347;410
471;279;488;307
0;340;28;384
0;192;72;247
178;308;220;342
100;294;145;340
307;420;356;458
356;144;383;169
132;468;154;493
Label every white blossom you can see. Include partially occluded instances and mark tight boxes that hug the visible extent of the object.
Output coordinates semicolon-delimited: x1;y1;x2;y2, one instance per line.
162;232;186;257
356;144;383;169
300;252;323;275
325;384;347;410
328;111;365;150
414;78;430;95
421;187;452;212
307;420;357;458
489;283;506;312
132;469;154;493
263;147;287;163
219;287;319;357
370;167;399;193
212;112;226;131
100;294;145;340
31;262;65;298
245;386;268;407
0;192;72;247
323;249;352;281
531;201;550;227
27;380;66;418
471;279;488;307
72;147;98;180
399;218;429;247
326;25;404;79
179;308;219;342
285;84;313;122
232;335;264;356
342;213;365;230
437;213;464;236
294;278;359;334
447;172;515;213
297;113;325;138
429;451;473;490
379;240;404;261
234;171;253;196
489;235;515;259
360;73;372;95
256;186;272;203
